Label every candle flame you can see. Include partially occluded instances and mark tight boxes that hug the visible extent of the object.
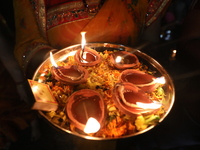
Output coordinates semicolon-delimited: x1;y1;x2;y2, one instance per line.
50;52;58;67
136;101;162;109
84;117;100;134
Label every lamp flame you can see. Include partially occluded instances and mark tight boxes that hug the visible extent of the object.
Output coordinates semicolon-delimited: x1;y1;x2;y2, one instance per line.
136;101;162;109
136;76;166;87
173;49;177;55
154;76;166;84
115;56;122;63
171;49;177;60
80;32;87;60
50;52;58;67
81;32;86;50
84;117;100;134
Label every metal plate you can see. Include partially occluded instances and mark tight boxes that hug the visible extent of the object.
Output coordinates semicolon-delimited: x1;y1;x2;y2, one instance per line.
32;43;175;140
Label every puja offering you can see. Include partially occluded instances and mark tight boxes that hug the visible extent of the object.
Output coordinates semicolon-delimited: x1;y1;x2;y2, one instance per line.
32;43;175;140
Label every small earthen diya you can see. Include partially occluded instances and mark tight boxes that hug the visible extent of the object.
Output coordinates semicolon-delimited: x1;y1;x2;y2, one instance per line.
109;51;139;69
120;69;162;92
51;65;88;85
113;82;162;115
74;47;102;66
66;89;106;131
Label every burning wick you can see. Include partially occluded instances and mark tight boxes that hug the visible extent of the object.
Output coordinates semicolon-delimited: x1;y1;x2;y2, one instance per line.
136;101;162;109
136;76;166;87
84;117;100;134
75;32;102;65
50;52;87;81
115;56;122;63
118;85;162;110
50;52;76;80
111;51;139;69
81;32;87;60
82;100;100;134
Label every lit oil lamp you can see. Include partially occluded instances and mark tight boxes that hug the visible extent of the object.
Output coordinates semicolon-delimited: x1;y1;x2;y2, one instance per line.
170;49;177;61
109;51;139;69
84;117;101;134
50;52;88;85
74;32;102;66
120;69;165;92
113;82;162;115
66;89;105;132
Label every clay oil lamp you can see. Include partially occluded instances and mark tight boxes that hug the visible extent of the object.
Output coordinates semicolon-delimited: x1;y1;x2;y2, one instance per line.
50;52;88;85
113;82;162;115
74;32;102;66
109;51;139;69
120;69;166;92
66;89;105;133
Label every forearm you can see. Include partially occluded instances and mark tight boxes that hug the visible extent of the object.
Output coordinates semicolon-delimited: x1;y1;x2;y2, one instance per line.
13;0;55;78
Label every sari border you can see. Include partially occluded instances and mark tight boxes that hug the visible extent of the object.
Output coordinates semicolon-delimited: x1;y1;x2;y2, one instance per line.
29;0;47;39
46;0;101;30
146;0;171;27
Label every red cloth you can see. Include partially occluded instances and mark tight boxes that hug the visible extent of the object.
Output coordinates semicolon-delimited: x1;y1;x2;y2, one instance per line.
45;0;79;9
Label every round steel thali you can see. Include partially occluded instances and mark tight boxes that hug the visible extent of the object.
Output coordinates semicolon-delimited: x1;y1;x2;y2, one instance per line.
32;43;175;140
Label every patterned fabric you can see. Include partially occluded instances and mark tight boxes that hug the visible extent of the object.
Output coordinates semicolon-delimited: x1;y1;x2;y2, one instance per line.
146;0;171;26
14;0;171;76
